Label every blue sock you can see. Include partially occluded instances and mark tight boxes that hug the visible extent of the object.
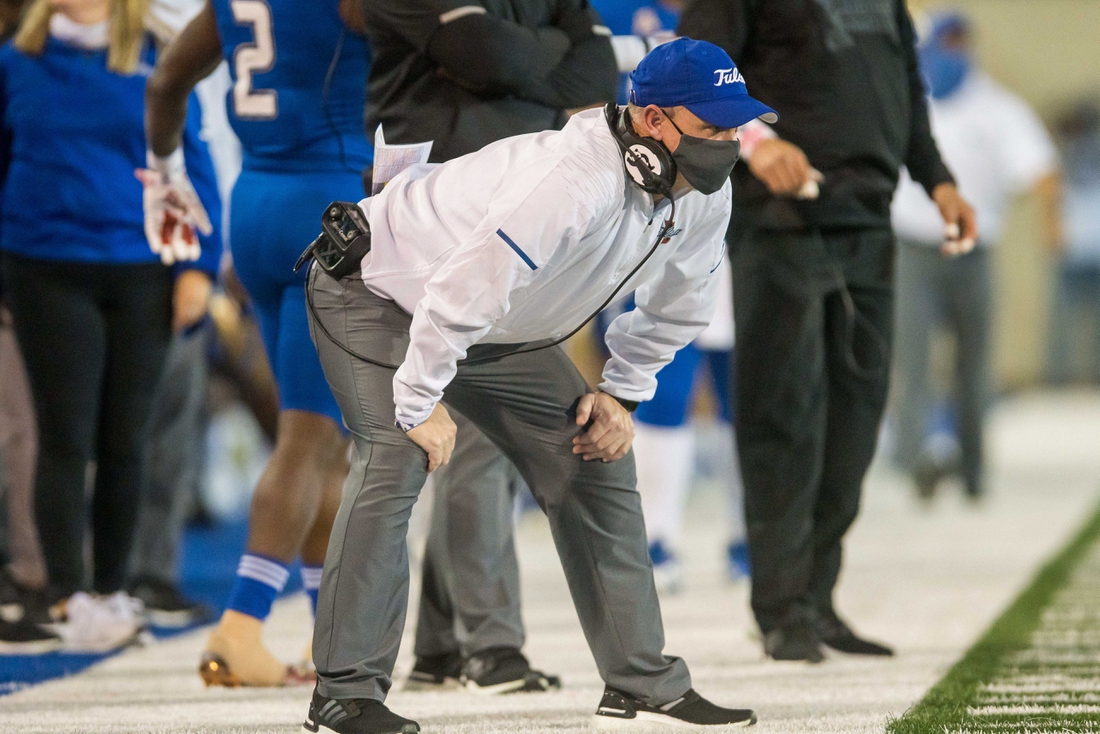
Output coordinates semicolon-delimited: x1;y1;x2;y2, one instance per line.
226;554;290;621
301;565;323;617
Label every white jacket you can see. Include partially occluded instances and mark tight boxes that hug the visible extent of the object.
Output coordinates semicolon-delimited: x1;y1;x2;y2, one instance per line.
359;108;731;428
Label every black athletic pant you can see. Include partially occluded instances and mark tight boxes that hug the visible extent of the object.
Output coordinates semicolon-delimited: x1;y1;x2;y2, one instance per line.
729;225;894;633
0;253;173;595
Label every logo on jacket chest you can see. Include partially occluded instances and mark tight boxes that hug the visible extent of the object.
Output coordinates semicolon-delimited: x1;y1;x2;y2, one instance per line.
661;219;683;244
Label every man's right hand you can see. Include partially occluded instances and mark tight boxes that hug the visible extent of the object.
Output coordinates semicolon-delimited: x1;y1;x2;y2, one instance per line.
747;138;822;197
405;403;457;473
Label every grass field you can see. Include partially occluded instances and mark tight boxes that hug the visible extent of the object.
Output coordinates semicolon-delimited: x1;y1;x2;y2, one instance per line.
889;501;1100;734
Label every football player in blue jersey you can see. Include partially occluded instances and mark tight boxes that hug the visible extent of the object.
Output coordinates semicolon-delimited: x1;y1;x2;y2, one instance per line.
140;0;371;687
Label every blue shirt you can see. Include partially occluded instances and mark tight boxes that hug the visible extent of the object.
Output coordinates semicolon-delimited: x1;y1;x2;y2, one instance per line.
211;0;372;173
589;0;680;103
0;36;222;273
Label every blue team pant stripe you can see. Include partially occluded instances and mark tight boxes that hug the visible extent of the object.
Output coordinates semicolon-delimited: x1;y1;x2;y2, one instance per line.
496;229;538;270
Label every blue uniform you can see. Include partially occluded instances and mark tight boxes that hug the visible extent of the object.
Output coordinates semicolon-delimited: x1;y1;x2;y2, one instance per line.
211;0;372;422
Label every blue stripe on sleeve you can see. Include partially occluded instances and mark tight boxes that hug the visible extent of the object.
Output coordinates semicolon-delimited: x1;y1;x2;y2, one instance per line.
496;229;538;270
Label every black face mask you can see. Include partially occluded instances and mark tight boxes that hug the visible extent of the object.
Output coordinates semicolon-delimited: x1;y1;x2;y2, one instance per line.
664;112;741;195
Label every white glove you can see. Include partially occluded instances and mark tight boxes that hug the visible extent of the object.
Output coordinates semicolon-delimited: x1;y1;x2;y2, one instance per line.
135;148;213;265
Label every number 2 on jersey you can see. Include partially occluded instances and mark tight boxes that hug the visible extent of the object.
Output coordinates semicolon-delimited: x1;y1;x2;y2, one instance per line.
230;0;278;119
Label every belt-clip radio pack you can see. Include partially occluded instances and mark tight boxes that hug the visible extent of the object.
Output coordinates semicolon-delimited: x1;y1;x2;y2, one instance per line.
294;201;372;279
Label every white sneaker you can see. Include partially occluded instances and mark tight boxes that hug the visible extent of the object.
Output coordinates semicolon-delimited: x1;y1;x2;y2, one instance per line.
57;592;145;652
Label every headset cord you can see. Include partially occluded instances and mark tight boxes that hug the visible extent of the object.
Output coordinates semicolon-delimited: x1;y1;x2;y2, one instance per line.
304;195;678;369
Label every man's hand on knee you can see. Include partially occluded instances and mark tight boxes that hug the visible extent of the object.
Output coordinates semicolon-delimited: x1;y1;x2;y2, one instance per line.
573;392;634;462
406;404;457;472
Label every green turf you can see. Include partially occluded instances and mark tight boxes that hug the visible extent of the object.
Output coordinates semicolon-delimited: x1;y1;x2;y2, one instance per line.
888;499;1100;734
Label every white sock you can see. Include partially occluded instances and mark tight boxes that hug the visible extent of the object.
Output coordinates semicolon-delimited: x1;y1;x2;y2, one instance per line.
633;423;695;548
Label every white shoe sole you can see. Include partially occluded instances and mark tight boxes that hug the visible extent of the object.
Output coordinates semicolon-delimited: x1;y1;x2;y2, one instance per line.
403;675;461;692
463;677;530;695
592;711;757;730
302;720;419;733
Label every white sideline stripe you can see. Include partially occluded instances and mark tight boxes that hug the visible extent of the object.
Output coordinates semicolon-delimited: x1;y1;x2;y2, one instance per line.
439;6;485;24
969;703;1100;715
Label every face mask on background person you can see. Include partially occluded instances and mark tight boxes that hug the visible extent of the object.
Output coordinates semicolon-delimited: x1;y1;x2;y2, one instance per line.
920;43;972;100
664;111;742;195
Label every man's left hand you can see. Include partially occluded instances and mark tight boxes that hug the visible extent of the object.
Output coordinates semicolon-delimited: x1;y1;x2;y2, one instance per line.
173;269;212;331
573;392;634;462
932;183;979;257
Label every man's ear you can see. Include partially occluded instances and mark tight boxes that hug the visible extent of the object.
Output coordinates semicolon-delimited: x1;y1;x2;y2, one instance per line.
639;105;666;141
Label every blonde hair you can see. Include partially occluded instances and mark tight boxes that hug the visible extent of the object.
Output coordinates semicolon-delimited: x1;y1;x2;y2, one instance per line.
14;0;150;74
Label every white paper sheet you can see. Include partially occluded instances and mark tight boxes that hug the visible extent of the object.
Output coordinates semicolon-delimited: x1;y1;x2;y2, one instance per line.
371;127;433;195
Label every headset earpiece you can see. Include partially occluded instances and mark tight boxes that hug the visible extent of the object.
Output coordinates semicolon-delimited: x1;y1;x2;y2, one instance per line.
604;104;676;196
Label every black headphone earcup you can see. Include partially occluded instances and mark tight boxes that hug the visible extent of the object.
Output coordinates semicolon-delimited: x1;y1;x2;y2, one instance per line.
609;104;676;195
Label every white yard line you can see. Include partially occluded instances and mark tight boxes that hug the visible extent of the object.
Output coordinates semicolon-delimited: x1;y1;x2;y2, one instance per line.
2;391;1099;734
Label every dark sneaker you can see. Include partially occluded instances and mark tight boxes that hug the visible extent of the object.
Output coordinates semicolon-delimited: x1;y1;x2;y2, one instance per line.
592;687;756;729
301;689;419;734
763;617;824;663
404;650;463;690
0;568;50;625
128;576;213;629
461;646;561;694
0;617;62;654
816;611;893;657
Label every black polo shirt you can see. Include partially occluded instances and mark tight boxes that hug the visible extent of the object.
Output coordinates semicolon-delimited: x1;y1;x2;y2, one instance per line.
362;0;618;162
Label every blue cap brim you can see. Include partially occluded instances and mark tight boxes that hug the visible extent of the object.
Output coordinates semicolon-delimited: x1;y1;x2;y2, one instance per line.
685;95;778;129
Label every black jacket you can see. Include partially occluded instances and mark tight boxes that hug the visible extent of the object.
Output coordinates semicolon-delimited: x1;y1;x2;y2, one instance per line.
679;0;954;230
362;0;618;162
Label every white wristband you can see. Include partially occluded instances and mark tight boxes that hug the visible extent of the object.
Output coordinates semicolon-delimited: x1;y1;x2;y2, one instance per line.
146;147;185;179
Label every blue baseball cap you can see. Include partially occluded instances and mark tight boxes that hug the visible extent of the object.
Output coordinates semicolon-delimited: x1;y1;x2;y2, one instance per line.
629;38;778;129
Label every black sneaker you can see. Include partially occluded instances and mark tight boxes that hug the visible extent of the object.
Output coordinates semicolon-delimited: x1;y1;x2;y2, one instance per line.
301;689;419;734
128;576;213;628
0;617;62;654
815;610;893;657
404;650;463;690
763;617;824;663
461;646;562;694
0;567;50;625
593;687;756;729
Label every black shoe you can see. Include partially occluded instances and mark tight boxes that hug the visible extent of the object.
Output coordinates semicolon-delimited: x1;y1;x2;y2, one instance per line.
461;646;562;694
0;567;50;625
301;689;419;734
592;687;756;729
404;650;463;690
763;617;824;663
128;576;213;628
816;611;894;657
0;617;62;654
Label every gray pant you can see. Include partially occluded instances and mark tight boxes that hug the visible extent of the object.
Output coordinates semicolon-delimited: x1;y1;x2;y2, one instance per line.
129;328;209;584
414;413;526;658
308;268;689;703
893;241;991;491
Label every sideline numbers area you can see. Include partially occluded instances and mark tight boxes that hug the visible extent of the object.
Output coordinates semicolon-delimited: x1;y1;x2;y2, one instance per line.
890;501;1100;733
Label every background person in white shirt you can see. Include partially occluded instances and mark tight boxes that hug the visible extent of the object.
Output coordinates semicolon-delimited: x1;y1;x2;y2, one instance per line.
891;10;1060;500
1047;99;1100;385
302;39;770;734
